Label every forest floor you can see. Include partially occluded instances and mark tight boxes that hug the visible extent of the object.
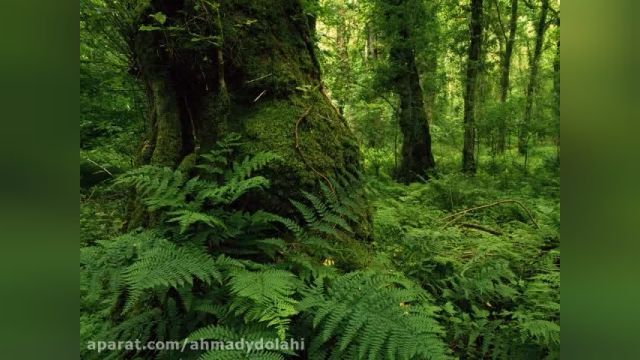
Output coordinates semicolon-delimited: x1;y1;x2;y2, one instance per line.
81;142;560;358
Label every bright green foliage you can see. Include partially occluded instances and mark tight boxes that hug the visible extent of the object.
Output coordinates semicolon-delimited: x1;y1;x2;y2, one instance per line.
187;324;290;360
370;155;560;359
266;170;371;273
116;144;279;215
81;0;560;358
299;271;450;360
227;269;300;339
115;134;281;242
123;240;223;302
81;136;288;358
82;138;559;359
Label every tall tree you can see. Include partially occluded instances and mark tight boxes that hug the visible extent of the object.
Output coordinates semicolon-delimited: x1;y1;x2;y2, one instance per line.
553;20;560;160
496;0;518;152
365;22;378;61
375;0;436;183
518;0;550;155
119;0;368;230
462;0;484;173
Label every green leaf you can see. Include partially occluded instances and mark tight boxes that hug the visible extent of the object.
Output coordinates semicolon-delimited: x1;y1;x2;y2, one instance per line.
150;12;167;25
139;25;162;32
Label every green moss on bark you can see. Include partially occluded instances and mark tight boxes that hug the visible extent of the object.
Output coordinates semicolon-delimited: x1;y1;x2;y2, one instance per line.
129;0;369;238
149;78;182;167
239;92;359;188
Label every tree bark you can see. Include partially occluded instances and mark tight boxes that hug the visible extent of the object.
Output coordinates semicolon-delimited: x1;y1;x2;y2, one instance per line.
380;0;436;183
423;47;439;139
518;0;549;155
553;35;560;161
128;0;368;235
462;0;484;174
392;45;436;183
365;22;377;61
497;0;518;153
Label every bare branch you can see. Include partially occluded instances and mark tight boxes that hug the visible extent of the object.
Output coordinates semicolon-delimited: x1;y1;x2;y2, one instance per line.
440;199;539;229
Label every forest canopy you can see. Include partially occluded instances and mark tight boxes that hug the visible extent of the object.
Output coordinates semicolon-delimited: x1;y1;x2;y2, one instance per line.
80;0;560;359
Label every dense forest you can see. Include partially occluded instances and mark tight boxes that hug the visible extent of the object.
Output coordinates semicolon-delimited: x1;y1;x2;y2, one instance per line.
80;0;560;359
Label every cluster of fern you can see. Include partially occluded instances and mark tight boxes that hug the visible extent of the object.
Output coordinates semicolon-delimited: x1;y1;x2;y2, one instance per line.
81;134;453;360
81;135;560;359
371;165;560;359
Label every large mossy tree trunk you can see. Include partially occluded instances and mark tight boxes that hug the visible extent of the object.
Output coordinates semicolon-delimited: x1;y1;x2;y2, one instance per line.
518;0;550;155
128;0;368;235
462;0;484;174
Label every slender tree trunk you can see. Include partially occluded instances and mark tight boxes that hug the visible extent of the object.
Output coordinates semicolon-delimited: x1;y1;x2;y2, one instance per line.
365;22;377;61
462;0;483;174
497;0;518;153
518;0;549;155
423;49;439;134
379;0;435;183
128;0;369;235
335;4;350;113
392;45;436;183
553;35;560;162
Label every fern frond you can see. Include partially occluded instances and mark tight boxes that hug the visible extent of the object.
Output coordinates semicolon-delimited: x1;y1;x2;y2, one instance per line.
188;324;238;341
116;165;189;211
299;271;450;360
290;199;317;225
255;238;287;259
195;303;229;317
264;214;304;239
198;177;271;205
228;269;299;339
228;152;281;182
124;240;222;292
302;191;328;219
167;209;226;234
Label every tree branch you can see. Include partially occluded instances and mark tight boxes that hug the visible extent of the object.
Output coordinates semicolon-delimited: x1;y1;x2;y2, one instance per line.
458;222;503;236
492;0;508;42
440;199;539;229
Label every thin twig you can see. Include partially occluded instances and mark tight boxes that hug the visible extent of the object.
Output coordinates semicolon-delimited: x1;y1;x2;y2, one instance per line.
440;199;539;229
86;158;114;177
245;73;272;84
253;90;267;102
84;187;97;202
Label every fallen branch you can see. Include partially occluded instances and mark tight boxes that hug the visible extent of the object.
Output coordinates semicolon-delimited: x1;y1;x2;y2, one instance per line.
441;213;465;230
458;222;503;236
440;199;539;229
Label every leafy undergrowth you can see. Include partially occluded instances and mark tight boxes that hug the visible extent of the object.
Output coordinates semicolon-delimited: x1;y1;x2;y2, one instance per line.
80;137;559;359
368;152;560;359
